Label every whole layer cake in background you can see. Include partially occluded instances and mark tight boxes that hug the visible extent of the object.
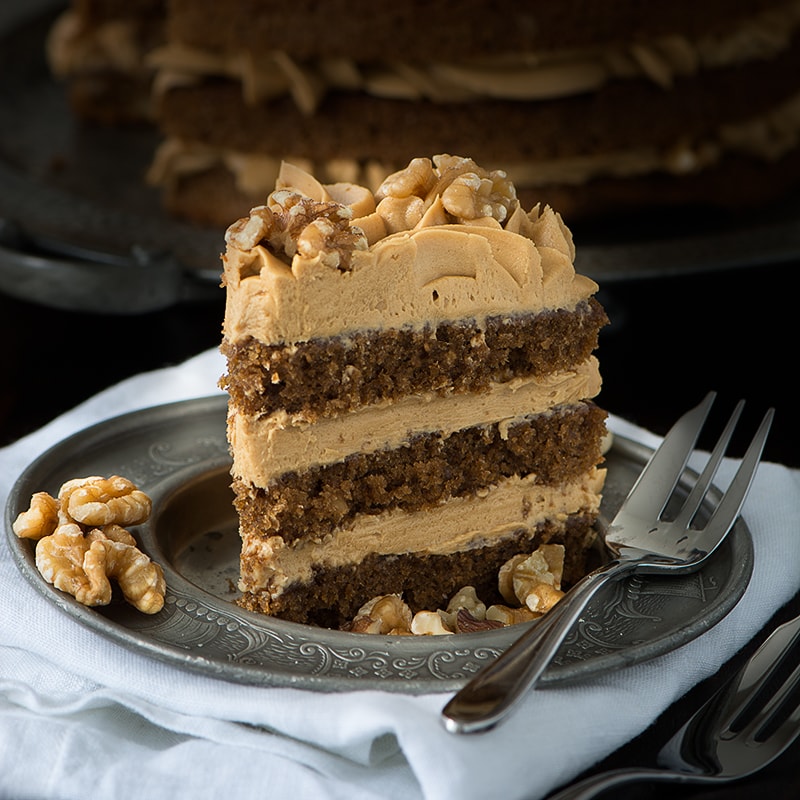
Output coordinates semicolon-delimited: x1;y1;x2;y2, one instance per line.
48;0;800;230
220;154;608;628
46;0;164;125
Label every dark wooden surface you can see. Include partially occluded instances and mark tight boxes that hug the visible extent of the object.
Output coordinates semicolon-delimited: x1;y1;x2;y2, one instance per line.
1;256;798;799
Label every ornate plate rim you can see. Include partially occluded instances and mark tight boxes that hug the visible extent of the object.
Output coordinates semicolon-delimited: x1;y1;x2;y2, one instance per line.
4;395;754;693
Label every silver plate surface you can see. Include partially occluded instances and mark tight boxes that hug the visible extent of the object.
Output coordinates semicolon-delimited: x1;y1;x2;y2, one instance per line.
5;396;753;693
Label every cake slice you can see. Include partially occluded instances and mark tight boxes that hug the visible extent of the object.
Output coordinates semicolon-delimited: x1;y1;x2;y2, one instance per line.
220;154;609;628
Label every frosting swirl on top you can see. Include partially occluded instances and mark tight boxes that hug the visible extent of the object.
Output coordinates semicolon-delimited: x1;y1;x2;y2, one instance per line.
222;156;596;345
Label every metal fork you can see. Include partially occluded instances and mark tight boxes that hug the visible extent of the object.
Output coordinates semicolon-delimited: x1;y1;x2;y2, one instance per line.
545;610;800;798
442;392;774;734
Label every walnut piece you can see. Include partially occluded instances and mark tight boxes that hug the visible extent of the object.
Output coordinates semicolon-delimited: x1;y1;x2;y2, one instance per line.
486;604;540;626
410;610;453;636
226;190;367;271
503;544;566;614
440;585;486;631
375;156;437;200
347;594;413;634
455;608;504;633
83;535;166;614
18;476;165;615
376;154;518;227
59;475;151;528
35;523;95;602
12;491;59;540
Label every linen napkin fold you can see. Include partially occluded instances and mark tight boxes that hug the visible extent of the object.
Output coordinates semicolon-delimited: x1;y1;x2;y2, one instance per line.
1;347;799;800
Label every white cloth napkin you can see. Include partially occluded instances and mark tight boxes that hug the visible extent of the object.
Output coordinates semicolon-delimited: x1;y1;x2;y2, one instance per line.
1;347;799;800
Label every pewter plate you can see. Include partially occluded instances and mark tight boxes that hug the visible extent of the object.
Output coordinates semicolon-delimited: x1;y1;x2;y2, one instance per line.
5;396;753;693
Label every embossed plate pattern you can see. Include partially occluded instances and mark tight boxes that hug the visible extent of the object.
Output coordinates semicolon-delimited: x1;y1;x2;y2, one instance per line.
5;396;753;693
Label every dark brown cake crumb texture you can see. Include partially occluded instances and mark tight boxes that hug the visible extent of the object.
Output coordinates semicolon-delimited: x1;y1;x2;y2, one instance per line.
221;299;608;419
233;402;606;544
238;514;599;628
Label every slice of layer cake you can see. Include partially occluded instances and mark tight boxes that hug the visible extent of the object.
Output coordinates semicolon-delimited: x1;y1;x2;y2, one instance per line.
220;155;609;628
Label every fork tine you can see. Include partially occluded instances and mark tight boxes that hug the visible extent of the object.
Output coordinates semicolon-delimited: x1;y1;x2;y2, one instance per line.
694;408;775;555
745;660;800;746
670;399;745;530
615;391;716;524
723;615;800;755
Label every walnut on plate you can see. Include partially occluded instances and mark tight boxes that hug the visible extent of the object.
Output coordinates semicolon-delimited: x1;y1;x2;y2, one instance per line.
498;544;565;613
14;475;165;614
342;543;567;635
346;593;413;634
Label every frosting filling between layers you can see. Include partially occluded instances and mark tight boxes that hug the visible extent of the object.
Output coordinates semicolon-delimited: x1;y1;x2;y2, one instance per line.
229;357;601;486
238;467;606;595
151;88;800;199
149;2;800;111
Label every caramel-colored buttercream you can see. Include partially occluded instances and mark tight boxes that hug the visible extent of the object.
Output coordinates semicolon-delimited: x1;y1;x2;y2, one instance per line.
229;358;601;486
238;467;606;594
149;82;800;201
149;2;800;112
222;159;595;347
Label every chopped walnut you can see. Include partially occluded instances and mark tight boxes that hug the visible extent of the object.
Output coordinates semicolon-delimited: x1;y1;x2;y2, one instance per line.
226;190;367;271
498;553;529;605
440;585;486;630
410;610;453;636
376;154;517;228
454;608;504;633
486;604;540;626
375;156;437;200
503;544;566;614
19;476;165;614
347;594;412;634
12;491;59;540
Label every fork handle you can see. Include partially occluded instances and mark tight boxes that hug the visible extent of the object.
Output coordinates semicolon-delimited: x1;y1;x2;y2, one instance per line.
442;558;633;734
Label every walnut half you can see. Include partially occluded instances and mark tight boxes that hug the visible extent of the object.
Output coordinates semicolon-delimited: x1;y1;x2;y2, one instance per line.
226;190;368;271
340;543;567;636
15;476;165;614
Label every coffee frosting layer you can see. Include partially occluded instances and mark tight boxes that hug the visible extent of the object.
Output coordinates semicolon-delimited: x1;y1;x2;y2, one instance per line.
149;2;800;112
152;85;800;202
229;358;601;486
222;159;596;346
239;467;606;594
